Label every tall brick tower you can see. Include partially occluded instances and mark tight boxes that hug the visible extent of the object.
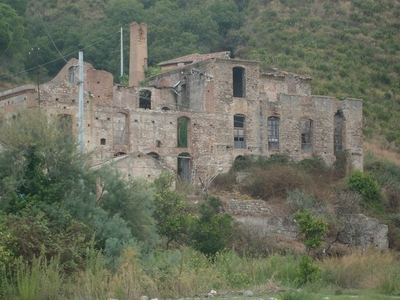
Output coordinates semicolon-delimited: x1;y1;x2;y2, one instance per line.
129;22;148;87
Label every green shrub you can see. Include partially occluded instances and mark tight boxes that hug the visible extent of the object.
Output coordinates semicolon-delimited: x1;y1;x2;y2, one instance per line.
189;195;234;256
347;170;381;205
297;254;320;285
294;209;328;252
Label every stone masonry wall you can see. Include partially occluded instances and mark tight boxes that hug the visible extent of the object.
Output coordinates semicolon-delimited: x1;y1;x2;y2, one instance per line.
0;53;363;185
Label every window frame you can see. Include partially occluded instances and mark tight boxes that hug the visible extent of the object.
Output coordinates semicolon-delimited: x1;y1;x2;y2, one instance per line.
234;114;246;149
268;116;280;151
301;119;313;153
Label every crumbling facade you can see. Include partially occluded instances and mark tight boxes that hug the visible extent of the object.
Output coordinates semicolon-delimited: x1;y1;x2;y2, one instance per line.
0;22;363;184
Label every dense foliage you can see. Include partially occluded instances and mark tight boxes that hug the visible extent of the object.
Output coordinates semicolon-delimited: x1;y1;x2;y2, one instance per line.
1;0;400;142
0;110;159;270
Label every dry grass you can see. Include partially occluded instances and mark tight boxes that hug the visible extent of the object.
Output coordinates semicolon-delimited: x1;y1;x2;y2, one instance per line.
240;165;310;201
364;140;400;166
319;249;400;292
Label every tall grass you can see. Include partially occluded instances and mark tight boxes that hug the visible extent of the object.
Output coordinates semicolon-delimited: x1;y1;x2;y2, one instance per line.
1;247;399;299
0;256;63;300
320;250;400;294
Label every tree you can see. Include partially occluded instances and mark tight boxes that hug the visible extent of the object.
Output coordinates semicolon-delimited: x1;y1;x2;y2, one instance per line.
0;110;90;211
95;164;159;254
153;172;193;248
0;0;28;16
0;110;159;268
294;209;328;253
190;195;234;256
0;4;27;56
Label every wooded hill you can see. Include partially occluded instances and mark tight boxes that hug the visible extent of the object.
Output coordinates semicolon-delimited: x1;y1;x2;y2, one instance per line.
1;0;400;144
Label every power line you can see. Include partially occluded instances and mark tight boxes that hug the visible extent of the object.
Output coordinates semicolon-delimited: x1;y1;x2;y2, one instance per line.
31;0;67;63
0;31;120;81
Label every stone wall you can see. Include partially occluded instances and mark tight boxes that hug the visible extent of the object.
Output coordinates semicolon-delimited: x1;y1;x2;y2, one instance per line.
223;199;388;249
0;23;363;185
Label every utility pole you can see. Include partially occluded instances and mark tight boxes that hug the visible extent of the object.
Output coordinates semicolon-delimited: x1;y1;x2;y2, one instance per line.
29;48;41;110
78;51;84;154
120;27;123;78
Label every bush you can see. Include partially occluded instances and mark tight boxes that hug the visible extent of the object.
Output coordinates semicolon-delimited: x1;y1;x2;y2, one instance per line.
189;195;235;256
294;209;328;252
240;165;309;200
287;189;325;215
297;254;320;285
211;171;236;190
347;170;381;206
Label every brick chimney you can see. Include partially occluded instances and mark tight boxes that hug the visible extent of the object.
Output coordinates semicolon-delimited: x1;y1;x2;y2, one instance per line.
129;22;148;87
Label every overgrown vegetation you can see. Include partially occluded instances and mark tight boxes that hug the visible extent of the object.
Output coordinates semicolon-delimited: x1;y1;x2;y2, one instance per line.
212;152;400;253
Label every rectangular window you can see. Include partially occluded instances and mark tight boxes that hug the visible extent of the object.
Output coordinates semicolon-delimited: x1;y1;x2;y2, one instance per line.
334;110;344;154
177;117;189;148
268;117;280;151
139;89;151;109
301;119;313;153
234;114;246;149
233;67;246;98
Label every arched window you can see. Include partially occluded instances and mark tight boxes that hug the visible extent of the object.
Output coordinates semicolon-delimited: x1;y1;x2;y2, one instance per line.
334;110;345;154
147;152;160;160
233;67;246;98
114;112;128;145
177;117;190;148
178;152;191;183
100;138;106;145
234;114;246;149
301;119;313;153
268;116;280;151
139;89;151;109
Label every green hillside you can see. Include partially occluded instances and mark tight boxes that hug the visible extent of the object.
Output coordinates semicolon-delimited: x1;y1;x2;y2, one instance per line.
1;0;400;144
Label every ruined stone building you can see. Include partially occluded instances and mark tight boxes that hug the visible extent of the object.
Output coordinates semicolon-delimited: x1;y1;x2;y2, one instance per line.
0;22;363;184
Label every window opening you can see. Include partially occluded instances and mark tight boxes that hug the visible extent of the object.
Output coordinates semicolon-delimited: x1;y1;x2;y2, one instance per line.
114;151;126;156
114;112;128;145
156;140;161;147
100;138;106;145
139;89;151;109
301;119;313;153
334;110;344;154
268;116;280;151
234;114;246;149
68;67;75;83
233;67;246;98
178;152;191;183
177;117;189;148
147;152;160;160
